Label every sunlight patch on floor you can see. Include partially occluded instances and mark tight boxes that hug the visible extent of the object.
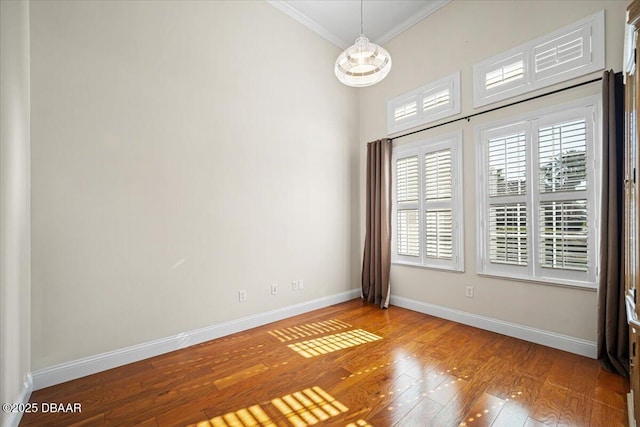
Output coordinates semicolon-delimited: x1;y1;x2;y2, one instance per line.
271;386;349;426
267;319;352;342
287;329;382;358
189;387;348;427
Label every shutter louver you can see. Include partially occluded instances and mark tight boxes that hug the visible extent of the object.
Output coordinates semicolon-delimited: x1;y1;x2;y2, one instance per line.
489;203;528;265
539;119;587;192
425;209;453;259
488;133;527;196
539;200;588;271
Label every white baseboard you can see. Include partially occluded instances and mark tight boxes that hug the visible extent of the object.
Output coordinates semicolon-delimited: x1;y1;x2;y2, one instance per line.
390;295;597;359
32;289;361;390
3;374;33;427
629;391;637;427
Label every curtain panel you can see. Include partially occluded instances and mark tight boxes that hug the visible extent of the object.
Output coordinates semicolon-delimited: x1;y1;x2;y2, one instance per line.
362;139;392;309
597;70;629;376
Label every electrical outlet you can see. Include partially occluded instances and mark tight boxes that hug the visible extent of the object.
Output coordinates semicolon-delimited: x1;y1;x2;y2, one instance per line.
271;284;278;295
465;285;474;298
292;280;298;291
298;279;304;290
239;290;247;302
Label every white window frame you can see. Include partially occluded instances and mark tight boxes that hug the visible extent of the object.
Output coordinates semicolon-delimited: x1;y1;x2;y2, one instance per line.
392;131;464;271
476;95;601;288
473;10;605;108
387;72;461;135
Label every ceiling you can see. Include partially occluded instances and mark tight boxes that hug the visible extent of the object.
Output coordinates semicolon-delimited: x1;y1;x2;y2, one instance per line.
266;0;451;49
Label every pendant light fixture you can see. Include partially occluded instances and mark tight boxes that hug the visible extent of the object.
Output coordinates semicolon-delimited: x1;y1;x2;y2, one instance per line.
334;0;392;87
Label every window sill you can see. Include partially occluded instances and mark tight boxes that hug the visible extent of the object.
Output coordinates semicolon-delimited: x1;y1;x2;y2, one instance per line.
392;260;464;273
476;271;597;291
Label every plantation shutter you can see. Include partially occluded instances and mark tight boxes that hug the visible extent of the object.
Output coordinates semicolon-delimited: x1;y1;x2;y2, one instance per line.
422;88;451;114
488;132;527;196
537;118;589;272
539;201;588;271
484;55;526;94
396;156;419;257
538;119;587;192
387;72;461;135
424;149;453;260
533;28;589;82
487;131;528;266
489;204;528;265
394;99;418;124
473;11;604;108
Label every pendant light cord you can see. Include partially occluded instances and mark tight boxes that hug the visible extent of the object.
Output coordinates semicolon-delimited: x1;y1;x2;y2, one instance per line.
360;0;364;36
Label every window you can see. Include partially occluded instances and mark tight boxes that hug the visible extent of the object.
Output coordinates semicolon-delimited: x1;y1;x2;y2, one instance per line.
476;96;600;288
387;72;461;135
473;11;605;108
392;131;463;271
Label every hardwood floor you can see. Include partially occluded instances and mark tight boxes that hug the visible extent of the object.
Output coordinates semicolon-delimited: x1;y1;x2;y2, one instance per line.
20;299;629;426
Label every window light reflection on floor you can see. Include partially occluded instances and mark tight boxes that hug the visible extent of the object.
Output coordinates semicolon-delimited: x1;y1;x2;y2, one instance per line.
271;386;348;426
267;319;352;342
195;404;275;427
345;419;373;427
190;387;348;427
287;329;382;358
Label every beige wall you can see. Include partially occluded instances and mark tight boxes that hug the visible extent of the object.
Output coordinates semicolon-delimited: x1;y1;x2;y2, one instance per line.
30;0;359;370
359;0;628;342
0;0;32;423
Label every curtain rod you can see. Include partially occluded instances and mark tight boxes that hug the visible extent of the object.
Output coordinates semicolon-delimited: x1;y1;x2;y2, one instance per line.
390;76;603;141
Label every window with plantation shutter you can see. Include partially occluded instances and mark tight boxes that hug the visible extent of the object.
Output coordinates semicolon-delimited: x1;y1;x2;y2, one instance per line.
387;72;461;135
473;11;604;108
476;96;600;288
392;131;463;271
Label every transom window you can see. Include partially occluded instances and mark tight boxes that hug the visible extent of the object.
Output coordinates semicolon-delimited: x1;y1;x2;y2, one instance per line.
387;72;461;135
473;11;604;108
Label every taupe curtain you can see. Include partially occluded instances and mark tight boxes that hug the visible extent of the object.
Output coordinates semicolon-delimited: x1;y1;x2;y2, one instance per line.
362;139;392;309
597;70;629;376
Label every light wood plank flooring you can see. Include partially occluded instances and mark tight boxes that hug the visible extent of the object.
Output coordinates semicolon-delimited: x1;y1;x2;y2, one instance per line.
20;299;629;426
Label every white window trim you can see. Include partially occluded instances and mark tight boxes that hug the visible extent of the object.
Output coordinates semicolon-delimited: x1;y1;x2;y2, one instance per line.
387;71;461;135
473;10;605;108
392;130;464;272
475;95;601;289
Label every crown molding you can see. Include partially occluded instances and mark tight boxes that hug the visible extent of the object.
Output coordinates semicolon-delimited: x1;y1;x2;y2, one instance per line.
266;1;350;49
375;0;451;45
